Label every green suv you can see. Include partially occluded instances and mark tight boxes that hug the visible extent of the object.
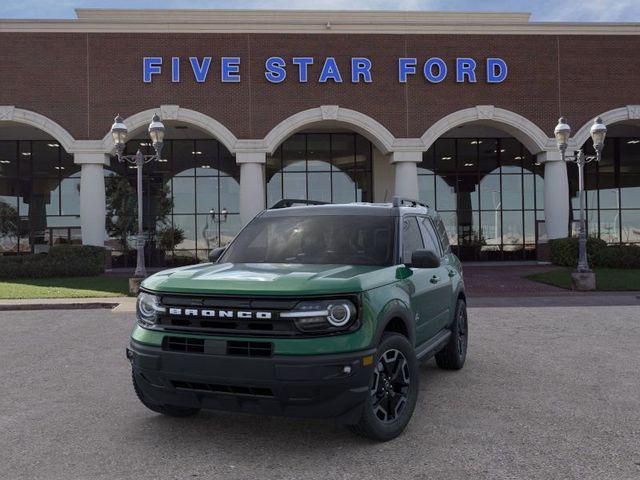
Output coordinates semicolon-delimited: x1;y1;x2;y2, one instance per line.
127;197;468;441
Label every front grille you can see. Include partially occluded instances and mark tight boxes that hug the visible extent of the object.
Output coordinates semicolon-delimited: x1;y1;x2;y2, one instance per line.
157;295;299;336
171;380;274;397
227;340;273;357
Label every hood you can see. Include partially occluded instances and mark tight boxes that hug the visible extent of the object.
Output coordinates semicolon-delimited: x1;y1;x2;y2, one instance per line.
141;262;398;296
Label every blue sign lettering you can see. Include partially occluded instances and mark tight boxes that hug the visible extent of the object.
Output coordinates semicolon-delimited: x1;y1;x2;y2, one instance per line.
143;57;162;83
221;57;241;82
398;58;417;83
265;56;287;83
292;57;314;82
351;57;372;83
424;57;447;83
319;57;343;83
487;58;508;83
189;57;211;83
142;56;508;85
456;58;477;83
171;57;180;83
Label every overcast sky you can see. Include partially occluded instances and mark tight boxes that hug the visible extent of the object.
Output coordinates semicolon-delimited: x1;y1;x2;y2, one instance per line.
1;0;639;22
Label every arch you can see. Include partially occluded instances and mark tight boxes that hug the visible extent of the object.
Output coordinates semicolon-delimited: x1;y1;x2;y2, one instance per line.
572;105;640;148
420;106;552;154
0;106;76;153
100;105;239;154
263;106;396;155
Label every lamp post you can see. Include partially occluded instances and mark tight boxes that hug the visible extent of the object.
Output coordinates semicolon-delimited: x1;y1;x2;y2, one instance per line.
553;116;607;279
110;114;165;278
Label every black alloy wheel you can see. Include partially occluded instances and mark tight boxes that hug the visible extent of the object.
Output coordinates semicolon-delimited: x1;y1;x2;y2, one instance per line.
370;348;411;423
346;333;419;441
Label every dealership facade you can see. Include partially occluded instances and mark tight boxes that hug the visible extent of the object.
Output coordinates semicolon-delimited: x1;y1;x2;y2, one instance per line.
1;9;640;264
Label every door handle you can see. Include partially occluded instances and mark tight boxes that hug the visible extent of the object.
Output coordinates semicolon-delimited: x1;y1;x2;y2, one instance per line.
430;275;440;284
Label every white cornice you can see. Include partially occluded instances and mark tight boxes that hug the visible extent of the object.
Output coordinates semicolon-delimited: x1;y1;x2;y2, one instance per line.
0;9;639;35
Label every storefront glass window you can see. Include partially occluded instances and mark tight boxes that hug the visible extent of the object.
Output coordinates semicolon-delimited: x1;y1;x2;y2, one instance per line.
419;137;544;260
106;138;239;267
266;133;373;207
0;140;80;254
569;137;640;245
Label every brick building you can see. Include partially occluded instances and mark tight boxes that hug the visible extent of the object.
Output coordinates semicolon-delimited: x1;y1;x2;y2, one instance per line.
1;9;639;264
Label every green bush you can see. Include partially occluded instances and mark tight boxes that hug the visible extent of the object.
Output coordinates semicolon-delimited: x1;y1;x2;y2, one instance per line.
593;245;640;268
0;245;106;279
549;237;607;267
550;237;640;268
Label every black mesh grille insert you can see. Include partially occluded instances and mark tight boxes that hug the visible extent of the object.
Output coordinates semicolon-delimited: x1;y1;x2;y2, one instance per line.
227;341;273;357
162;336;204;353
171;380;274;397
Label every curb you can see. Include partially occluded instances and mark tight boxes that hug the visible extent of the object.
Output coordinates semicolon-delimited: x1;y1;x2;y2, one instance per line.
0;302;120;311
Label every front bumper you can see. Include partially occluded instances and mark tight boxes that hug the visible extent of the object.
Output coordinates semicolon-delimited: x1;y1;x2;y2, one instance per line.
128;340;376;423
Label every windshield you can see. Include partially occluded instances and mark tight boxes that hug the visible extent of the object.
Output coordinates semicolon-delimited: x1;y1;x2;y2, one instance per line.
220;215;396;266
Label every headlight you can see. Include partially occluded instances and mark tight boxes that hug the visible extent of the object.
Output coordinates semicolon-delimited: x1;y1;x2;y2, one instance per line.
281;299;357;333
136;292;165;327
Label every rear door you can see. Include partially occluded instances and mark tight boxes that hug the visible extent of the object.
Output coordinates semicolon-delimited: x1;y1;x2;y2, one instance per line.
418;216;453;332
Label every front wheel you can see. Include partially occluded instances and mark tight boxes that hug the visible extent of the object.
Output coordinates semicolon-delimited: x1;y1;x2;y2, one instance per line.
346;333;419;441
435;298;468;370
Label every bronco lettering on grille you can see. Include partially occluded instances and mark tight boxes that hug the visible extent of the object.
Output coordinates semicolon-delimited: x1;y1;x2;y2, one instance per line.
167;307;272;319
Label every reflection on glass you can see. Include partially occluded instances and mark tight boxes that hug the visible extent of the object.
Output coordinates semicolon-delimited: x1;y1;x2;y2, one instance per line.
436;176;456;210
266;133;372;205
501;175;523;210
621;210;640;243
502;211;523;249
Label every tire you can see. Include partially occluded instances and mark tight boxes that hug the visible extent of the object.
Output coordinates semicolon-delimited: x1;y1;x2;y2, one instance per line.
131;370;200;418
435;298;468;370
346;333;419;441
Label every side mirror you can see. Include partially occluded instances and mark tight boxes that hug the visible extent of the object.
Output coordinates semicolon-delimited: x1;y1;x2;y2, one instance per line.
408;249;440;269
208;247;226;263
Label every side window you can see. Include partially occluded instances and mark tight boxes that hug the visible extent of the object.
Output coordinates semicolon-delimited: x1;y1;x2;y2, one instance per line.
434;216;451;253
402;217;424;263
418;217;442;256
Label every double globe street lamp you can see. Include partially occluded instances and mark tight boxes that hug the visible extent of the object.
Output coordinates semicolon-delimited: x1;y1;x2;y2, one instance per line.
110;114;166;278
553;116;607;288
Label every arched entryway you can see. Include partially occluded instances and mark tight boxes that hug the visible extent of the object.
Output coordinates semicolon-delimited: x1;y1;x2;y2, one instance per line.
570;108;640;245
105;119;240;267
262;106;396;208
419;107;552;261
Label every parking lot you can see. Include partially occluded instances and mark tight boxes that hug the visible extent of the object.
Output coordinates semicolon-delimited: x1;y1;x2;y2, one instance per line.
1;304;639;480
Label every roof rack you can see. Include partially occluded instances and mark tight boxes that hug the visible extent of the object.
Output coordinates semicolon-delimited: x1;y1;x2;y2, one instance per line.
270;199;330;209
391;196;429;209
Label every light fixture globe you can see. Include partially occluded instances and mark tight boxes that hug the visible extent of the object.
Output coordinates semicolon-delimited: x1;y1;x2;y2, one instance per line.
554;117;571;152
110;115;128;151
590;116;607;153
148;113;165;155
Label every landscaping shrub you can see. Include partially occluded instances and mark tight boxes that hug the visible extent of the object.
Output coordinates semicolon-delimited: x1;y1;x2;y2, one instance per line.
0;245;106;279
549;237;607;267
550;237;640;268
593;245;640;268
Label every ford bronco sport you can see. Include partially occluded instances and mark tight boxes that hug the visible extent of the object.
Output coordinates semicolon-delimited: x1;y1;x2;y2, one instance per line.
127;197;468;441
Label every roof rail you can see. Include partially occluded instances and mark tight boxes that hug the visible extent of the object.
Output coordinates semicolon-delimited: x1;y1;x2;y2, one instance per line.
391;196;429;209
270;199;329;209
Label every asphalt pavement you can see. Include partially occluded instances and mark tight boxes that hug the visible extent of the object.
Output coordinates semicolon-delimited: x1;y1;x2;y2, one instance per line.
1;305;639;480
